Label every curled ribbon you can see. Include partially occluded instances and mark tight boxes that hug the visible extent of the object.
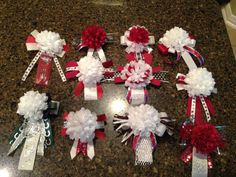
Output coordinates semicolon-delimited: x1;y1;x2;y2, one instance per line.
158;27;205;70
113;104;175;165
23;30;68;84
8;91;60;171
61;109;106;160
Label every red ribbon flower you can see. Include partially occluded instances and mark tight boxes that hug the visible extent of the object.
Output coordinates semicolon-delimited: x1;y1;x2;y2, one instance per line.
80;25;107;49
127;26;149;44
180;123;224;168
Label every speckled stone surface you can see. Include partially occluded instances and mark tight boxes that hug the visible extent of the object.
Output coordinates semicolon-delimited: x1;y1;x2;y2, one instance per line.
0;0;236;176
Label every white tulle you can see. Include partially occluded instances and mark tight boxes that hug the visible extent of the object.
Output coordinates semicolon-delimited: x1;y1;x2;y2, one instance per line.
65;108;98;143
127;104;160;137
77;56;105;86
17;91;48;121
184;68;215;96
159;27;194;53
125;26;149;53
121;60;153;89
35;30;64;56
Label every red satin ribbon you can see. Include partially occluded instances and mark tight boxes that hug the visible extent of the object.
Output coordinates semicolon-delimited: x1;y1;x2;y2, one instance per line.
74;81;84;96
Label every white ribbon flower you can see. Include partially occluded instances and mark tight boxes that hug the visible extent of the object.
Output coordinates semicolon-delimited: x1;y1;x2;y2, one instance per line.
127;104;161;137
35;30;64;56
121;60;153;89
17;91;48;122
77;56;105;86
184;68;215;97
159;27;195;53
65;108;98;143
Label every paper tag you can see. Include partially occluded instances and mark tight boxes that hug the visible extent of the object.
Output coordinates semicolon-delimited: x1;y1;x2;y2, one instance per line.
181;51;197;70
35;54;52;86
18;132;41;170
191;147;208;177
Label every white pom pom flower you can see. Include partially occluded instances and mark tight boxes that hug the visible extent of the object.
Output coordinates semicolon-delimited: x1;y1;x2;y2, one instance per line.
184;68;215;96
159;27;195;53
35;30;64;56
65;108;98;143
77;56;105;86
17;91;48;121
127;104;160;137
121;60;153;89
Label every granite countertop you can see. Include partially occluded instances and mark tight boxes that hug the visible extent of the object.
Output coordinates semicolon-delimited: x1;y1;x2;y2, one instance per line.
0;0;236;176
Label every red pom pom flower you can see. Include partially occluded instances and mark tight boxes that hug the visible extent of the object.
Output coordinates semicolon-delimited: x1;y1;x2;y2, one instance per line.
80;25;107;49
127;26;149;44
124;26;150;54
191;124;224;154
180;123;223;154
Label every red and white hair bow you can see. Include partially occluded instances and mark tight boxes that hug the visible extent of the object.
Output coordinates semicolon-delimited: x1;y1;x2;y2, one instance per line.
77;25;108;62
113;104;174;165
114;60;167;105
23;30;69;85
176;68;217;124
158;27;204;70
121;25;155;64
66;56;114;100
61;108;106;160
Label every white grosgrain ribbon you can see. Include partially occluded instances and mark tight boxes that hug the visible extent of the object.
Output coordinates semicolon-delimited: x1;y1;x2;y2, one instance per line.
23;30;67;82
84;83;98;100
